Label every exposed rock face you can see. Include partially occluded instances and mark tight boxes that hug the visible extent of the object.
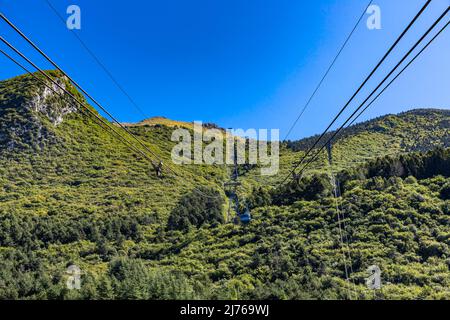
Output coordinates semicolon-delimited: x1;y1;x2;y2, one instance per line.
0;73;78;151
27;79;77;126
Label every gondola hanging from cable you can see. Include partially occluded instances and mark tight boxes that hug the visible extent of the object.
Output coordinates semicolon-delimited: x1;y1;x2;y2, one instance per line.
239;207;251;224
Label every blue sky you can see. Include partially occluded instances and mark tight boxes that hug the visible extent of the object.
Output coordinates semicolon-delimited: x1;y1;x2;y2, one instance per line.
1;0;449;140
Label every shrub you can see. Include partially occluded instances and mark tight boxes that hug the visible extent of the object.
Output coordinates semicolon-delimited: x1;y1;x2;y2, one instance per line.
167;187;224;231
440;183;450;200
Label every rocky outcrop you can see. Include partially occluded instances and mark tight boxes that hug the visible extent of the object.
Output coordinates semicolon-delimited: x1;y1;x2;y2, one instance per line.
0;72;78;151
26;78;77;126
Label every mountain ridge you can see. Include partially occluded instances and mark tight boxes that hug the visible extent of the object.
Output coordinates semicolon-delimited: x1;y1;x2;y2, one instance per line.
285;108;450;151
1;71;448;151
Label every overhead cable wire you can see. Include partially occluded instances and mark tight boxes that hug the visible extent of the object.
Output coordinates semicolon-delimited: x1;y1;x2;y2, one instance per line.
346;19;450;128
0;37;160;166
283;0;374;142
0;12;163;171
0;48;157;165
42;0;150;120
0;12;231;198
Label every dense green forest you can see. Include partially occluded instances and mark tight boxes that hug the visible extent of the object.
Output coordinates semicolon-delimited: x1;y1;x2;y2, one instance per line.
0;72;449;300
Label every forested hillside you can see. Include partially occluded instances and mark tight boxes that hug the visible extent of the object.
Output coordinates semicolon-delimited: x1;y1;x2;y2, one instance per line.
0;72;449;300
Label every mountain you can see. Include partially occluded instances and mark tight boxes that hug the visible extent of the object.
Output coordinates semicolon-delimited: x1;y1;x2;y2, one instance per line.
0;71;449;300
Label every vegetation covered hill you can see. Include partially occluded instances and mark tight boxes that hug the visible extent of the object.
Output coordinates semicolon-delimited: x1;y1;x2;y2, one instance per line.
0;71;449;300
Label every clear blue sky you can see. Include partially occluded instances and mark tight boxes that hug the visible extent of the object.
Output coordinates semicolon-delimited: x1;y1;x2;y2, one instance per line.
1;0;449;140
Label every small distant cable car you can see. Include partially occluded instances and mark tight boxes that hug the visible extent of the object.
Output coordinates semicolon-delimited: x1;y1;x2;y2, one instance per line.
239;207;251;224
155;161;163;177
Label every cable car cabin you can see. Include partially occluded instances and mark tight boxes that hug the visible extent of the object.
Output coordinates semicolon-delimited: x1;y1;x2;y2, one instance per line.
239;209;252;224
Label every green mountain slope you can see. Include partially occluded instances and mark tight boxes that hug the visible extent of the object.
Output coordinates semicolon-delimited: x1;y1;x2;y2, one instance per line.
242;108;450;189
0;72;449;300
